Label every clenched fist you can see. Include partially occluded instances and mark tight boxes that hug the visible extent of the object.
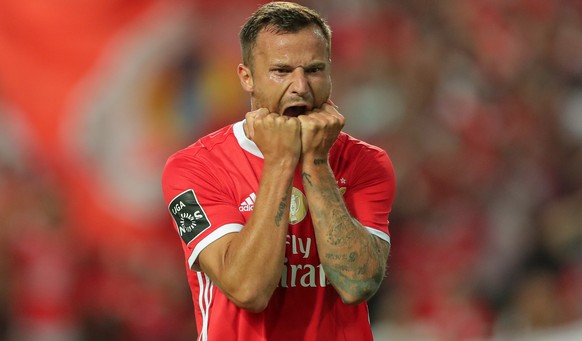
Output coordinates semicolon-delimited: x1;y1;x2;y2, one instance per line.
297;100;344;163
245;109;302;165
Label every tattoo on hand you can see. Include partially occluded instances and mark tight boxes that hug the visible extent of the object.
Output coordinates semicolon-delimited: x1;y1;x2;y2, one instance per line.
314;159;326;165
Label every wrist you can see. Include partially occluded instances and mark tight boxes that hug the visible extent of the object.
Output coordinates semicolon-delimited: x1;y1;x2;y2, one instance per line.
301;153;329;167
264;155;299;171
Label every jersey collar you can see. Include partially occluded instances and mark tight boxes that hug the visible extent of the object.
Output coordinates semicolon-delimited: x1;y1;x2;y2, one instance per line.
233;120;264;159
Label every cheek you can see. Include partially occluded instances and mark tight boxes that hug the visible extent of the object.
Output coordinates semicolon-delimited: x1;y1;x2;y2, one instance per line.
253;84;284;111
269;73;286;83
312;78;332;102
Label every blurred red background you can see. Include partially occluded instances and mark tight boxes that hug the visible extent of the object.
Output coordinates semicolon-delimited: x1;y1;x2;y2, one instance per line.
1;0;581;340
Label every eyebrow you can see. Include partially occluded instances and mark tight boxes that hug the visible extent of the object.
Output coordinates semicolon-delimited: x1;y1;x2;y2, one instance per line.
270;61;327;69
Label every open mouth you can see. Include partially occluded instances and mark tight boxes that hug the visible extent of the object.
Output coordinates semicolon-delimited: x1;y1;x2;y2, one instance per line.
283;105;308;117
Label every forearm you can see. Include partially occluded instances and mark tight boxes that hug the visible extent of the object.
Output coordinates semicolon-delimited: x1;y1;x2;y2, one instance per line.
202;159;294;311
302;158;389;304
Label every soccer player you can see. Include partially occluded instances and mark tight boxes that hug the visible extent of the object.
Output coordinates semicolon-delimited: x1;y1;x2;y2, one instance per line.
161;2;396;340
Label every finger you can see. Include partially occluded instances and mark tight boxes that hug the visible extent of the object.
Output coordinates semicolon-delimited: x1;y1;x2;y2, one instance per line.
244;111;257;139
297;113;312;125
253;108;270;123
255;108;270;117
245;108;269;139
326;98;339;109
321;102;340;116
253;108;270;120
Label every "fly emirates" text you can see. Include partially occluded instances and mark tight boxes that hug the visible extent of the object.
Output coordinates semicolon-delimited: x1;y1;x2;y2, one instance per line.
280;234;329;288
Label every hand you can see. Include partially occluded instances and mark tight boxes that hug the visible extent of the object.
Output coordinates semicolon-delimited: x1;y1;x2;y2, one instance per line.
297;100;344;161
245;109;301;164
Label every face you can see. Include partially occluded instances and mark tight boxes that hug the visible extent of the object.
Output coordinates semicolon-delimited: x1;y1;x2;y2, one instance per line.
238;25;332;117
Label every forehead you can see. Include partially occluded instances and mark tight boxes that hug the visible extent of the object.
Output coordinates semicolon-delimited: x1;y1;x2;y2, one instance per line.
253;26;329;65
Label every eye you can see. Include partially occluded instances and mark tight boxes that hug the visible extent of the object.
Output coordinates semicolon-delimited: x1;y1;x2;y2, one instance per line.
305;65;325;74
271;68;291;75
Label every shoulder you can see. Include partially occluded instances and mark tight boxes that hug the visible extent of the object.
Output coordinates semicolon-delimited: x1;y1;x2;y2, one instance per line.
162;124;237;185
332;132;395;184
165;125;236;165
333;132;390;161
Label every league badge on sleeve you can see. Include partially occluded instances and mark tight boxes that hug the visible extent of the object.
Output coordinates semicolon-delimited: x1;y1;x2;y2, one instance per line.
168;189;211;245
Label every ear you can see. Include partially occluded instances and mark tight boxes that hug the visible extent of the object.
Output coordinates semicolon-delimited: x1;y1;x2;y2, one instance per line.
237;64;254;93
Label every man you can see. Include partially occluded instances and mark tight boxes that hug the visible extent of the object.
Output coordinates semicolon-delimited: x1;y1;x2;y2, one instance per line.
162;2;396;340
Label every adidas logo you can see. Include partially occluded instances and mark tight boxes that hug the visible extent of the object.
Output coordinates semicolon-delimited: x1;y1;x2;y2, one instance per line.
239;192;256;212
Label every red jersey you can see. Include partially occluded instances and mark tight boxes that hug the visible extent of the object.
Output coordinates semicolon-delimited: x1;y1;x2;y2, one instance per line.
162;120;396;341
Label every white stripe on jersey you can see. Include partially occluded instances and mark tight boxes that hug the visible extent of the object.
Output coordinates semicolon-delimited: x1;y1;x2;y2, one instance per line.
196;272;214;341
204;274;213;337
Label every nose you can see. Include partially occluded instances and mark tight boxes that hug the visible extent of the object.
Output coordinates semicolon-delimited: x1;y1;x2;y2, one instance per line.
289;67;309;96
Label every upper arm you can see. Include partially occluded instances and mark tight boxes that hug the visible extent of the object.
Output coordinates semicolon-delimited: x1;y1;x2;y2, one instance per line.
197;233;237;284
343;148;396;236
161;153;244;271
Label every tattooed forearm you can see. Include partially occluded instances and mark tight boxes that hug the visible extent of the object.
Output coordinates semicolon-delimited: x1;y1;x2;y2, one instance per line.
322;260;382;301
274;184;292;227
322;233;388;300
313;159;327;165
301;162;390;303
302;172;342;204
302;172;313;187
310;201;388;300
324;208;355;246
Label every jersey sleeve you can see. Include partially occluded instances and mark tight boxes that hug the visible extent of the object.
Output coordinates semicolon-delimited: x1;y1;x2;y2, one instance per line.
161;150;244;271
343;147;396;244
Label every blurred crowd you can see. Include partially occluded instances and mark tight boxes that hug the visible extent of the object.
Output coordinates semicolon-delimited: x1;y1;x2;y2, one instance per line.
1;0;582;340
